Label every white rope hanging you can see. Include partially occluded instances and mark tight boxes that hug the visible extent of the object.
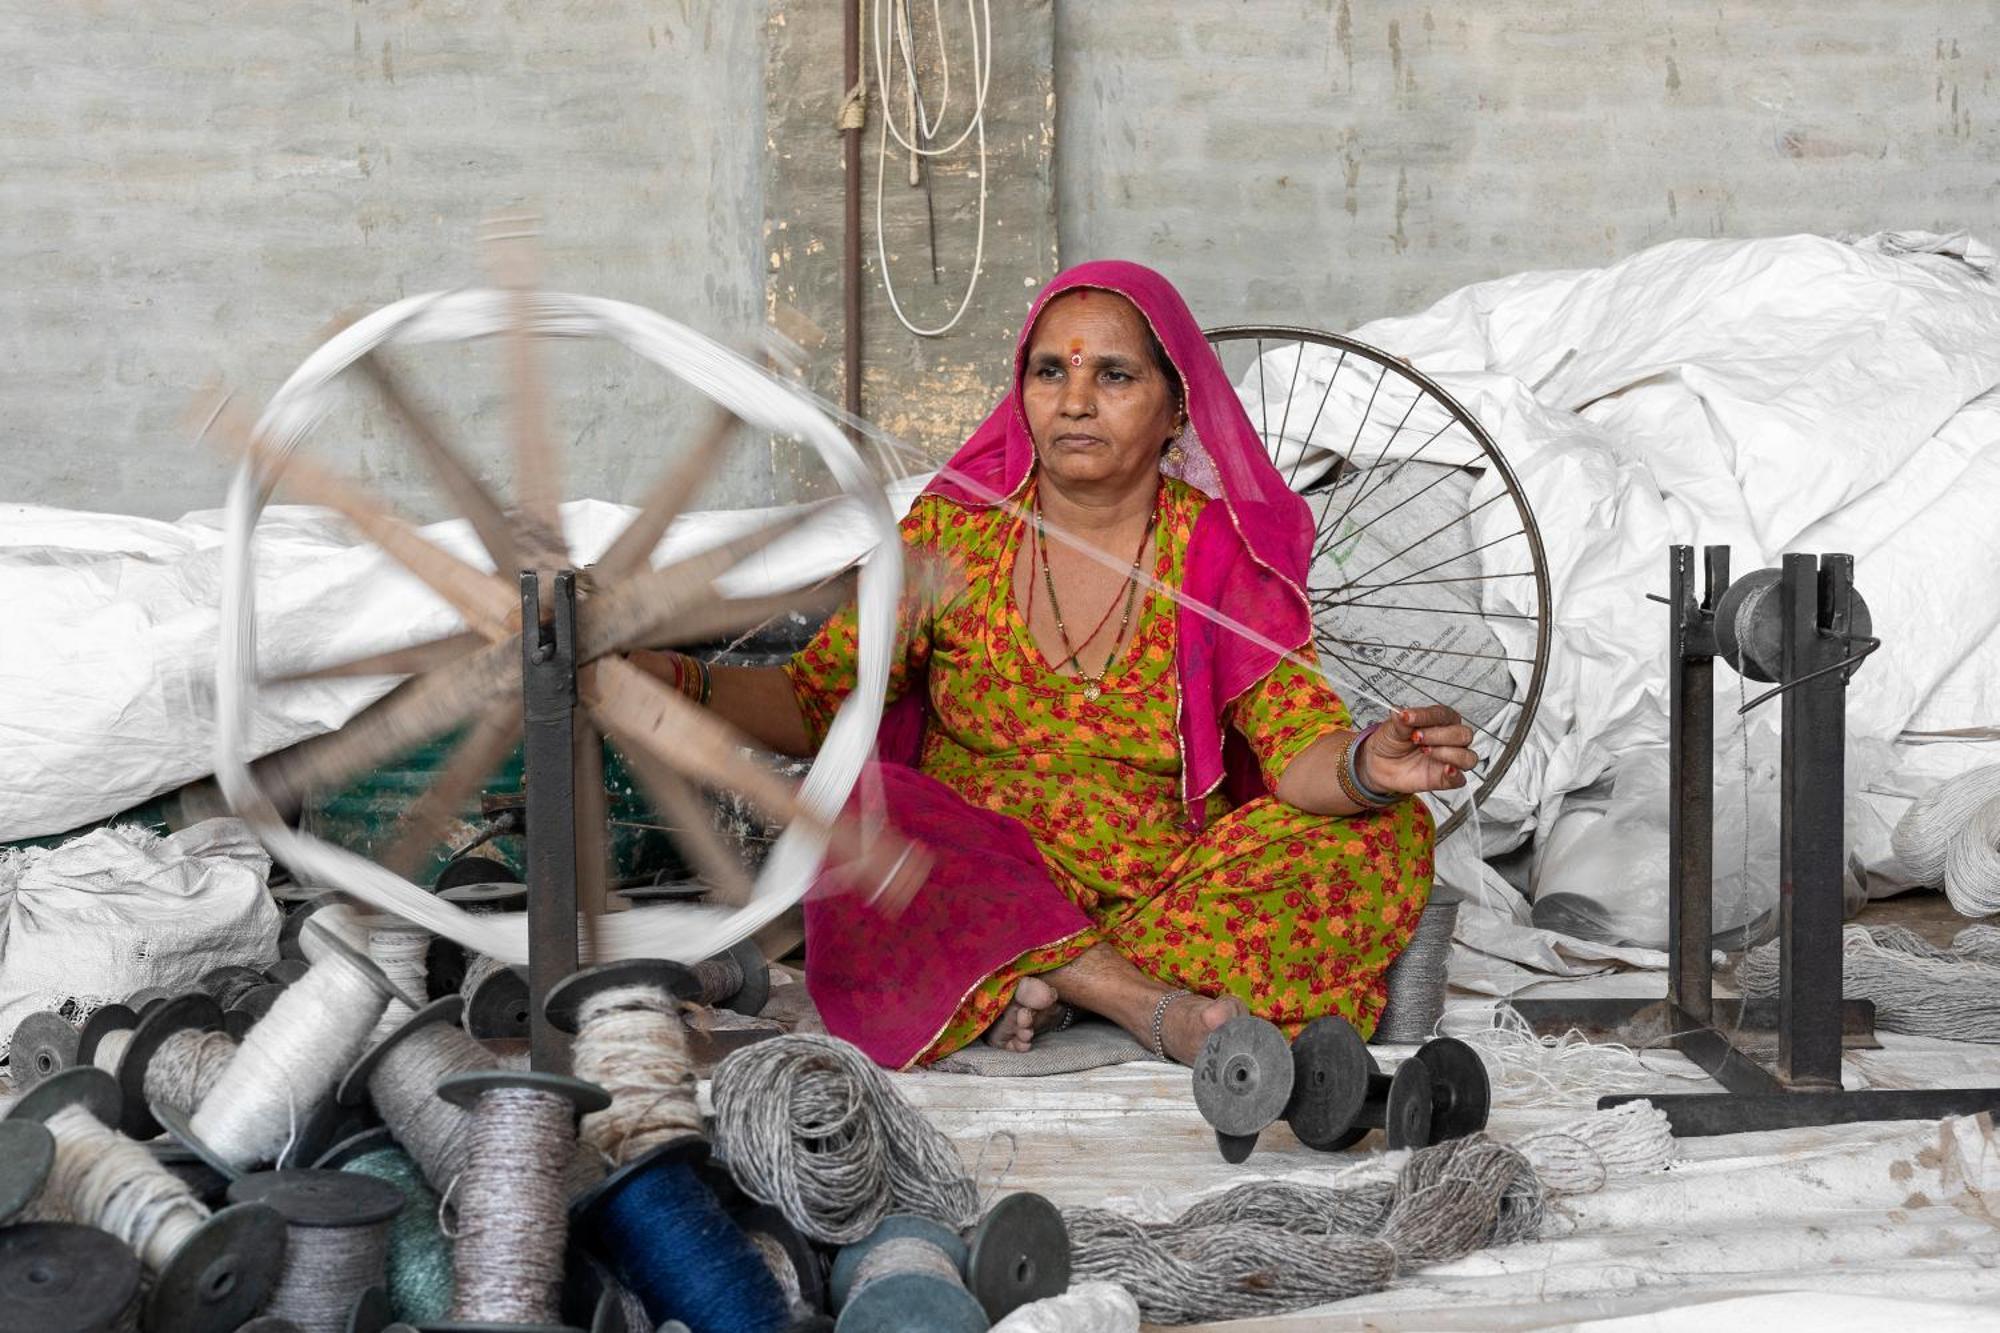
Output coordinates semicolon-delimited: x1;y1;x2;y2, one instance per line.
215;287;903;966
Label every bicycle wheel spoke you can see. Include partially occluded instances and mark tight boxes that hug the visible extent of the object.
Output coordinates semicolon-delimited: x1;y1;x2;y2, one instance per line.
1288;349;1345;489
1310;598;1538;622
1319;651;1518;710
356;352;521;576
1332;488;1511;593
1334;569;1537;596
381;701;521;879
1311;421;1466;557
194;390;516;639
1328;529;1525;604
1326;376;1420;536
268;630;485;685
483;218;567;568
594;406;741;584
614;741;755;908
1319;635;1536;666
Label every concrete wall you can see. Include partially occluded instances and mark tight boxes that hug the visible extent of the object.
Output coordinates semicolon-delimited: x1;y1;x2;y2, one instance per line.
1057;1;2000;330
0;1;768;520
3;2;1995;517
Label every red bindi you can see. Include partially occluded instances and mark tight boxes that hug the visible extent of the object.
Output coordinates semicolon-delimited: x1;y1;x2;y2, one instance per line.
1067;339;1084;367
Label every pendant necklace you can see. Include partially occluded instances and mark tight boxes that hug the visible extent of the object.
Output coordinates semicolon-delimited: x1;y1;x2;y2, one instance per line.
1033;501;1157;702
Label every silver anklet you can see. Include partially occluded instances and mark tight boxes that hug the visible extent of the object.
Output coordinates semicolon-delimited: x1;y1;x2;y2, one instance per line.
1150;989;1191;1060
1055;1003;1076;1033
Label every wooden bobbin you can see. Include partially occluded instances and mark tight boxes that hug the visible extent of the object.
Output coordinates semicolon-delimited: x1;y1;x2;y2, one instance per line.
0;1222;143;1333
8;1067;287;1333
664;938;771;1017
112;990;225;1139
828;1214;987;1333
0;1120;56;1226
9;1010;81;1092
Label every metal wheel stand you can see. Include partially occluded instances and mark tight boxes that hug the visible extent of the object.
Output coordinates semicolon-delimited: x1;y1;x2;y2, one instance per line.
520;570;585;1072
1511;545;2000;1136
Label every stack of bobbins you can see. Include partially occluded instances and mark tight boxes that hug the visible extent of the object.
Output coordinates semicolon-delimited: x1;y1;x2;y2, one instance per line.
7;1066;284;1333
226;1169;403;1333
1193;1015;1491;1164
436;1068;609;1329
84;992;233;1138
0;1221;142;1333
548;961;798;1333
184;922;411;1172
661;939;772;1017
200;965;276;1041
10;1001;136;1095
831;1195;1072;1332
314;1127;455;1326
424;854;527;1006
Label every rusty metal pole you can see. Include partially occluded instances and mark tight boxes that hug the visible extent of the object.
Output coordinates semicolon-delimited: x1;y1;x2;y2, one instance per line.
842;0;863;432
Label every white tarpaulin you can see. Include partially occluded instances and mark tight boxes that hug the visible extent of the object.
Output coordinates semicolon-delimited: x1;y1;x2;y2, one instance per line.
1245;231;2000;963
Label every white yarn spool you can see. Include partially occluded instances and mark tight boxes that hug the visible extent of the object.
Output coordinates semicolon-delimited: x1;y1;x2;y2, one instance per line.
32;1106;207;1271
91;1028;135;1075
191;948;390;1168
212;285;903;971
365;922;432;1045
568;983;704;1166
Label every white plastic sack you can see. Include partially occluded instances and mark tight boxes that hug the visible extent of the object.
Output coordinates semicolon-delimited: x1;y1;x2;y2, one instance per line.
0;818;280;1062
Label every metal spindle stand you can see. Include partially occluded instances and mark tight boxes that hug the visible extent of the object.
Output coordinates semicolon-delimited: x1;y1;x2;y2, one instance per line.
1511;545;2000;1135
520;571;583;1072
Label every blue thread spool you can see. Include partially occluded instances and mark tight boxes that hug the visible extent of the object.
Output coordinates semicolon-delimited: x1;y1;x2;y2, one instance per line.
570;1137;791;1333
828;1215;987;1333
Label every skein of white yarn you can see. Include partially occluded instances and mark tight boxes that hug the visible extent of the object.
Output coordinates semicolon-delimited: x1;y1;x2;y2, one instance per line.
1892;764;2000;915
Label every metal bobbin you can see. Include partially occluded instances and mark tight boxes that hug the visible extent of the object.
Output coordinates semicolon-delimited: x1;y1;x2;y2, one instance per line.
543;959;683;1036
433;853;520;895
279;895;336;962
436;882;529;913
664;938;771;1017
0;1120;56;1226
435;1069;610;1120
111;991;224;1138
1194;1017;1492;1161
73;1003;137;1072
828;1214;986;1333
126;986;174;1016
8;1067;287;1333
229;984;288;1024
197;965;269;1006
962;1192;1070;1324
0;1222;143;1333
8;1010;81;1092
462;964;533;1041
266;959;313;986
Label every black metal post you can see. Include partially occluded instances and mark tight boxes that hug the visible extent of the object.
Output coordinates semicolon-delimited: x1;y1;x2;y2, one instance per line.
1776;554;1846;1088
1667;545;1720;1023
521;571;581;1073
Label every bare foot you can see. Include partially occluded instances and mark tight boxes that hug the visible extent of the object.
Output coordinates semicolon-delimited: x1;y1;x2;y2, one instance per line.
984;976;1066;1053
1157;991;1247;1065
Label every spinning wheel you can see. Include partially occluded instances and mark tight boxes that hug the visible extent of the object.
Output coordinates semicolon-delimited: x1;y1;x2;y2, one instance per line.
1202;327;1551;840
195;226;909;1061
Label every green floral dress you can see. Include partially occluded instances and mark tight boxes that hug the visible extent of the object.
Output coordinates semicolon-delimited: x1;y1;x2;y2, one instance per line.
788;476;1434;1064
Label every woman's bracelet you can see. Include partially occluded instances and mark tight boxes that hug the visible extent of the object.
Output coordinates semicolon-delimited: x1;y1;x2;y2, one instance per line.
1338;723;1402;809
660;650;712;707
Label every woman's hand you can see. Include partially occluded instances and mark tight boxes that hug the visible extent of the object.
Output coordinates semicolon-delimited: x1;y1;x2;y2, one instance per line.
1359;706;1478;795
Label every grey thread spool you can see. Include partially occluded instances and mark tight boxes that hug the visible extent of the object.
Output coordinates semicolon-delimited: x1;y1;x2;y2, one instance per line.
336;995;498;1196
0;1221;144;1333
8;1066;285;1333
1372;898;1458;1045
672;938;772;1017
460;954;534;1041
144;1028;241;1118
436;1070;609;1326
830;1215;987;1333
199;965;272;1011
227;1169;402;1333
105;992;228;1139
363;920;432;1046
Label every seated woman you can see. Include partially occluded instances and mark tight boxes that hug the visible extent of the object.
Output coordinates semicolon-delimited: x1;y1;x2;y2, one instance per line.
639;260;1474;1070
